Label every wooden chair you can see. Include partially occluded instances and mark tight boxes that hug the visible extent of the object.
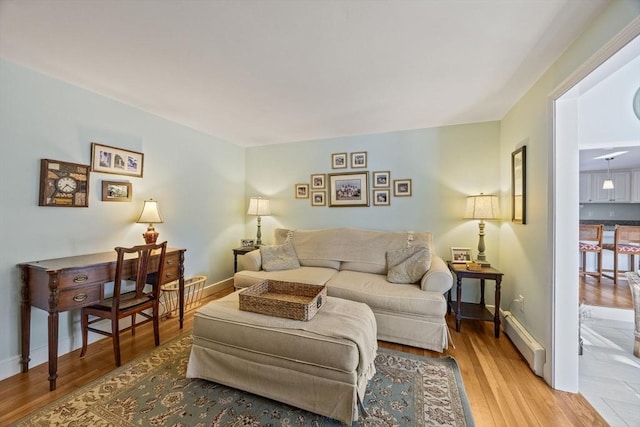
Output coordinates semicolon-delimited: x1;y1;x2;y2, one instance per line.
579;224;603;280
81;241;167;366
602;226;640;285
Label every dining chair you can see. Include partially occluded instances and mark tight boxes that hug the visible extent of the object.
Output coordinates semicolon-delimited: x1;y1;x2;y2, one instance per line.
602;226;640;285
80;241;167;366
579;224;603;280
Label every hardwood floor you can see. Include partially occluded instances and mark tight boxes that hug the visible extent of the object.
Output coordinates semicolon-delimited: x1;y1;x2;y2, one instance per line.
580;273;632;309
0;285;613;426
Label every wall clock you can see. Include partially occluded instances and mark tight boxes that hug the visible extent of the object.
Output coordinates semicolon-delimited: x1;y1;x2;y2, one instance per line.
39;159;90;207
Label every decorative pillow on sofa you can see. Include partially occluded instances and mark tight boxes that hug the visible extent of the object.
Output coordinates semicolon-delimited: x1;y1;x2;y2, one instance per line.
260;242;301;272
386;245;431;284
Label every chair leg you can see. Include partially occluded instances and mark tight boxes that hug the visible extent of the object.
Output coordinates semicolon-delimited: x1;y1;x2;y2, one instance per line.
80;310;88;358
153;303;160;347
613;253;619;285
596;250;603;279
111;317;121;367
580;252;586;276
131;313;136;336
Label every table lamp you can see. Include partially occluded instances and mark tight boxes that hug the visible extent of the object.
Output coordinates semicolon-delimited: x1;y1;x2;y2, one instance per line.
247;196;270;246
136;199;163;244
464;193;500;267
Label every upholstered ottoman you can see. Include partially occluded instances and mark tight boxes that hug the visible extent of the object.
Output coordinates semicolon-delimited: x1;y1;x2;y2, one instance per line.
186;290;378;425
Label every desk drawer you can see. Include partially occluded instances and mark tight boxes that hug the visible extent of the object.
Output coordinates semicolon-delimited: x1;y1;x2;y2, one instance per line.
59;266;111;289
57;284;103;310
162;254;180;284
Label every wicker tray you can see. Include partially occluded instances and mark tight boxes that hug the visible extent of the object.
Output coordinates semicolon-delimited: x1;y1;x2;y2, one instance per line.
239;280;327;321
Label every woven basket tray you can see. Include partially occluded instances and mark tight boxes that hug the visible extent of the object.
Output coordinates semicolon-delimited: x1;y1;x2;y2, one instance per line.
239;280;327;321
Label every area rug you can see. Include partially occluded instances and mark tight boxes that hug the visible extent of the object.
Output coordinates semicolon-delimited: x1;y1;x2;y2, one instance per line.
14;335;474;426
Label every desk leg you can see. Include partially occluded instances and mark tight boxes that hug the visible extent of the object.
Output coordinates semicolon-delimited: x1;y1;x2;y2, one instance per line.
455;277;462;332
178;250;185;329
494;276;502;338
233;252;239;273
19;267;31;373
47;273;60;391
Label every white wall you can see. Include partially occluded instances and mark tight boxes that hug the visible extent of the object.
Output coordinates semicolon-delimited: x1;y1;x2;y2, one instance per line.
245;121;502;298
0;59;246;380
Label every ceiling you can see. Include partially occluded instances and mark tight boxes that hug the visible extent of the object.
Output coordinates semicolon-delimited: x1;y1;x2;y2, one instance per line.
0;0;610;147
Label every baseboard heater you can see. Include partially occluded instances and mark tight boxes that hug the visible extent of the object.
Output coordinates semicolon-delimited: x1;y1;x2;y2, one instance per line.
501;310;545;377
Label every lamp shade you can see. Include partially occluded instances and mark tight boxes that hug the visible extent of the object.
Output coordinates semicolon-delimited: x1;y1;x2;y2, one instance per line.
136;199;163;224
464;194;501;220
602;179;614;190
247;197;271;216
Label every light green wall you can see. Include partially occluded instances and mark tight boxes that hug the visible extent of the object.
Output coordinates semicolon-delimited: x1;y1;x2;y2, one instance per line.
499;0;640;389
245;122;501;263
0;59;245;378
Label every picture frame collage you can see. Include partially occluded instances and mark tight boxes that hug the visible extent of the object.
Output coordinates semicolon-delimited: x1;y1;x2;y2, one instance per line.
91;142;143;203
295;151;413;207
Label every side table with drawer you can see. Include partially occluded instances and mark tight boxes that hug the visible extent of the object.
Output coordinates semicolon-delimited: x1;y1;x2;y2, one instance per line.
446;261;503;338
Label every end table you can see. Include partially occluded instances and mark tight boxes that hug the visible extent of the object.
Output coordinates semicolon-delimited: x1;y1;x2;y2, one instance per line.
232;246;257;272
447;261;503;337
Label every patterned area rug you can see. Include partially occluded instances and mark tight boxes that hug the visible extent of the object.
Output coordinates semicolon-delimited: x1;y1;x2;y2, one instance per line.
14;335;474;426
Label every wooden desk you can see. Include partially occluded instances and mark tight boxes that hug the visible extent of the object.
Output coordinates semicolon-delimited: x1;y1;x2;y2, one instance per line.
447;262;503;338
19;247;186;391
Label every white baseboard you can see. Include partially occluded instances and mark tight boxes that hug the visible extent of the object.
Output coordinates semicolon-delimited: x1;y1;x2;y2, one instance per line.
0;277;234;382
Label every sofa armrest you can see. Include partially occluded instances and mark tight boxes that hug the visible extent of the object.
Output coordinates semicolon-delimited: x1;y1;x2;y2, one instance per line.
420;255;453;293
240;249;262;271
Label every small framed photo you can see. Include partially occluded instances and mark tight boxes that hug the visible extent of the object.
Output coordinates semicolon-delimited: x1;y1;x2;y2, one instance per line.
373;189;390;206
372;171;390;188
91;142;144;177
311;191;326;206
311;173;326;189
295;183;309;199
451;247;472;263
350;151;367;168
241;238;255;247
331;152;347;169
393;179;412;197
328;171;369;207
101;180;132;202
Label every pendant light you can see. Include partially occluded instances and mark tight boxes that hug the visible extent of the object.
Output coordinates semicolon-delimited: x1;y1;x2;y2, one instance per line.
602;157;614;190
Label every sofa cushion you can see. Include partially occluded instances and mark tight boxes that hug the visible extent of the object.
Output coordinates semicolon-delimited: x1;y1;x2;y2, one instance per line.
326;270;447;318
234;266;338;289
260;242;300;271
386;246;432;284
274;227;433;274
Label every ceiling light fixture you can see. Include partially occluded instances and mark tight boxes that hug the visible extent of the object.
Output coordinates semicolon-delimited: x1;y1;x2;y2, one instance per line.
602;157;614;190
593;151;628;160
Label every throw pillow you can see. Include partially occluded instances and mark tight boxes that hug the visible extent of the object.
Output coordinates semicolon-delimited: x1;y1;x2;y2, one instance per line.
386;245;431;284
260;242;300;272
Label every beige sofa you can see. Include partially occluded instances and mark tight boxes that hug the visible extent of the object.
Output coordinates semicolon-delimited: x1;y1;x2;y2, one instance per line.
234;227;453;352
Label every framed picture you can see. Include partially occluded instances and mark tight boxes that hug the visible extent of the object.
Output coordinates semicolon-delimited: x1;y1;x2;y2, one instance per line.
91;142;144;177
373;189;390;206
311;191;326;206
393;179;412;197
331;152;347;169
328;172;369;207
350;151;367;168
372;171;390;188
512;146;527;224
101;180;132;202
241;238;255;247
39;159;90;207
295;183;309;199
451;247;472;263
311;173;326;189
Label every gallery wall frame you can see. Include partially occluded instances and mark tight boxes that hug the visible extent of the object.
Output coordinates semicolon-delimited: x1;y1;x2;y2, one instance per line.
328;171;369;207
511;145;527;224
331;152;347;169
311;173;326;189
311;191;326;206
295;183;309;199
373;189;390;206
350;151;367;168
393;179;412;197
372;171;390;188
101;180;132;202
91;142;144;177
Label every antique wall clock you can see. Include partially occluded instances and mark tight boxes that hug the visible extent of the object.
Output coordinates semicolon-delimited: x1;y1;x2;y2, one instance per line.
39;159;90;207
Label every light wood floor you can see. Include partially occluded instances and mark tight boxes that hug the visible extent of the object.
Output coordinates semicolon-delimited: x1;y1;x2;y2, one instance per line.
0;282;616;427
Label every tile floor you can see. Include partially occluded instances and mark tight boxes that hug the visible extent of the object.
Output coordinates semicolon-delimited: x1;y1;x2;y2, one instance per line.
579;305;639;427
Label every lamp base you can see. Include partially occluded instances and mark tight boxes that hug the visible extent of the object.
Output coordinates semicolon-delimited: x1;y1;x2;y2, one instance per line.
142;224;159;244
475;259;491;267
